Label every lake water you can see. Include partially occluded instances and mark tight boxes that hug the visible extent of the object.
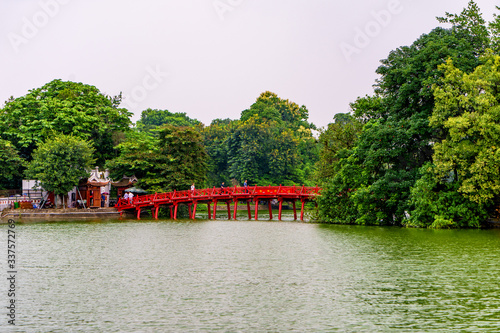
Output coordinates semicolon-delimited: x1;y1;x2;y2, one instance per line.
1;218;500;332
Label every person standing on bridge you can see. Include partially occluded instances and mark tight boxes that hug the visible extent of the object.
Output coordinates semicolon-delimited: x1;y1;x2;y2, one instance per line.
124;192;129;204
244;180;248;193
221;182;225;194
128;192;134;204
191;183;195;192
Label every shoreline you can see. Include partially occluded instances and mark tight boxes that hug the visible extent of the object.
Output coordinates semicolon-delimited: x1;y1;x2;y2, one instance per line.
0;208;133;223
0;207;313;224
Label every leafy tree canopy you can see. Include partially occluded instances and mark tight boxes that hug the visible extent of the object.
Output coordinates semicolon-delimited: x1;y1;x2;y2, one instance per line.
317;1;497;226
240;91;316;131
202;119;237;186
25;135;95;203
203;92;319;187
437;0;489;54
0;139;25;190
315;114;362;181
489;6;500;52
407;163;488;228
107;125;208;192
0;79;132;165
136;108;202;133
431;53;500;206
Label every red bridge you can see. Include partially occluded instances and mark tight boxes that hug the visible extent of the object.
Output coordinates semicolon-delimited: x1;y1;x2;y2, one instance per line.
115;185;321;221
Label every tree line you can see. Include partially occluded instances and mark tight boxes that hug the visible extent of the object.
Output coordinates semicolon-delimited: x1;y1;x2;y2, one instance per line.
316;1;500;228
1;1;499;228
0;82;318;202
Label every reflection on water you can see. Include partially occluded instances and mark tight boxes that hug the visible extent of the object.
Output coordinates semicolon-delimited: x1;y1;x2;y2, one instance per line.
1;219;500;332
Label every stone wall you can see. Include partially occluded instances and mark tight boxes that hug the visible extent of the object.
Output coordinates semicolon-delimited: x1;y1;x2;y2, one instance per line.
0;208;129;223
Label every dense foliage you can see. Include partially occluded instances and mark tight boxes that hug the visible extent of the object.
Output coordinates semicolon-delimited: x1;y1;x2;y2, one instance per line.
0;139;24;190
202;92;319;187
106;125;208;192
0;79;131;165
407;52;500;228
0;82;319;198
316;114;362;180
136;108;202;132
25;135;95;206
317;1;500;227
4;2;499;229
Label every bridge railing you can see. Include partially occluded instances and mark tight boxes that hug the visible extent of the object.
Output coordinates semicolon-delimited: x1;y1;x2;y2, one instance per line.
116;197;131;208
135;194;155;205
156;192;173;201
191;188;214;198
116;185;321;210
301;186;321;196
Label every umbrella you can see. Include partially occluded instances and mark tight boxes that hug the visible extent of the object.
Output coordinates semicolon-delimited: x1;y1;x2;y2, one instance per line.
124;187;148;194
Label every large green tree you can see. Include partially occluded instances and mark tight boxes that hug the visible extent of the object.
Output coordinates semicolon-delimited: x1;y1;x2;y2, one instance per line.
317;2;494;225
202;118;235;186
107;125;208;192
157;125;208;191
315;114;362;181
489;6;500;52
203;92;318;187
431;53;500;205
240;91;315;131
0;79;132;165
437;0;490;55
407;53;500;228
25;135;96;207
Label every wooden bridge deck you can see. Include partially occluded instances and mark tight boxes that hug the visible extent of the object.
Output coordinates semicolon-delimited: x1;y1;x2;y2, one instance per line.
115;185;321;220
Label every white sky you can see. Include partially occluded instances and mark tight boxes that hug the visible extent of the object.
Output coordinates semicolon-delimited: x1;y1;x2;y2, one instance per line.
0;0;497;128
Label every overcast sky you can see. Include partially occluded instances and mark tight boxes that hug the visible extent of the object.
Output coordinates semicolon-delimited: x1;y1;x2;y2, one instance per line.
0;0;497;128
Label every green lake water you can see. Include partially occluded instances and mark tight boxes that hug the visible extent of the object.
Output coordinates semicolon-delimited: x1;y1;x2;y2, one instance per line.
1;218;500;332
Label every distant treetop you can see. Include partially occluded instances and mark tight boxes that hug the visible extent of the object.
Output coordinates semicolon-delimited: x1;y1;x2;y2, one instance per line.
136;108;202;132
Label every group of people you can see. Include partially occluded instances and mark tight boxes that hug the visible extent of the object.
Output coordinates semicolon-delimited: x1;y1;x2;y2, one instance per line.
219;180;248;193
123;191;134;203
121;181;250;203
121;180;250;200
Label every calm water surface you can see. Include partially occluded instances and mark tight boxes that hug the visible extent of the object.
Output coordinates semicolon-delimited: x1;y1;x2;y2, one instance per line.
1;218;500;332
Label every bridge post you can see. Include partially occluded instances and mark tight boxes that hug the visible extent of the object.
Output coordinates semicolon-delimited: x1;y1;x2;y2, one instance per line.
255;199;259;220
247;201;251;219
170;206;173;219
137;208;141;220
154;205;159;219
233;199;238;220
207;202;211;220
226;201;231;220
213;200;217;219
192;201;198;220
278;199;283;221
188;204;192;219
268;199;273;220
300;199;305;221
293;200;297;220
174;204;178;220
